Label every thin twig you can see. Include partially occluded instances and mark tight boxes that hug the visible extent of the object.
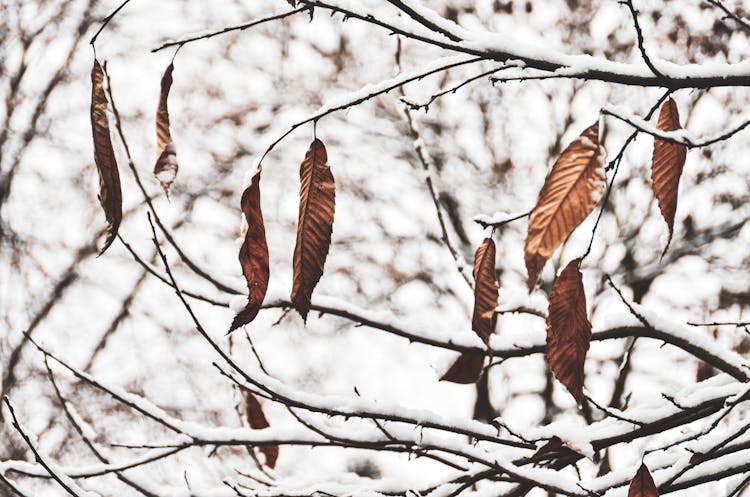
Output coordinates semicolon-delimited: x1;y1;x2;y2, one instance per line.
117;234;231;307
622;0;665;78
688;321;750;327
580;89;671;261
258;56;482;164
4;397;87;497
103;64;242;296
402;63;519;111
706;0;750;32
601;107;750;148
402;104;474;289
585;395;643;427
89;0;132;45
151;7;311;52
605;275;651;329
473;211;531;229
0;473;30;497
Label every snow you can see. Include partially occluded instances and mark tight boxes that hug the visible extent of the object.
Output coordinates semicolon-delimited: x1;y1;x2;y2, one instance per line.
6;408;102;497
603;105;695;143
65;402;97;441
5;0;750;495
229;295;247;313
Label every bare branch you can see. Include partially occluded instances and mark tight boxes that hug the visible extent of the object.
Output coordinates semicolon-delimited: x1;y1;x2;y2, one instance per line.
601;106;750;148
622;0;665;78
89;0;132;46
151;6;312;52
706;0;750;33
3;397;94;497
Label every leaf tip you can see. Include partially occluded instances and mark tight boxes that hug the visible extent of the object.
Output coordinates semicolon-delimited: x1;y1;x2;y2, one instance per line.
440;353;484;384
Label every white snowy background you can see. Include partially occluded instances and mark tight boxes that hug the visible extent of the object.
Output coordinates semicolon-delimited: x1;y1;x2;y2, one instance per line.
1;0;750;495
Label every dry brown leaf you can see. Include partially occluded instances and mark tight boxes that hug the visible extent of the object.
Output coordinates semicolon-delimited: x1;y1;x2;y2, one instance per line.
244;390;279;468
525;123;605;290
154;63;178;196
90;59;122;255
472;238;499;343
651;97;687;255
696;361;716;382
440;352;485;384
533;436;565;458
291;139;335;320
259;445;279;469
286;0;297;6
627;463;658;497
546;258;591;403
229;168;269;332
442;238;498;384
532;436;585;459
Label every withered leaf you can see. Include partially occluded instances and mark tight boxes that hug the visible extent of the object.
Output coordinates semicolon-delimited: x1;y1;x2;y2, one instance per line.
291;139;335;320
651;97;687;255
90;59;122;255
442;238;498;384
525;123;604;290
532;436;589;460
533;436;565;458
472;238;499;343
440;352;485;384
229;168;269;332
696;361;716;382
154;63;178;196
546;258;591;404
628;463;658;497
244;390;279;468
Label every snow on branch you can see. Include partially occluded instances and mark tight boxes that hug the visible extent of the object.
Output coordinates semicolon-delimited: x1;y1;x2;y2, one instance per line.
602;105;750;148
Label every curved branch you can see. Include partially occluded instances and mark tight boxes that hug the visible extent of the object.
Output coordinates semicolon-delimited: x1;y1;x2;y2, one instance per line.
262;298;749;381
623;0;665;78
258;55;482;162
151;6;311;52
602;106;750;148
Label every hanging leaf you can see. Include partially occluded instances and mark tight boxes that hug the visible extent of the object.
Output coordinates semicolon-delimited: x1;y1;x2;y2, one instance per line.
628;463;658;497
525;123;605;290
291;139;335;320
545;258;591;404
440;352;485;384
154;63;178;196
696;361;716;382
229;168;269;332
533;436;565;458
651;97;687;255
90;59;122;255
442;238;499;384
286;0;297;6
244;390;279;468
471;238;499;342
